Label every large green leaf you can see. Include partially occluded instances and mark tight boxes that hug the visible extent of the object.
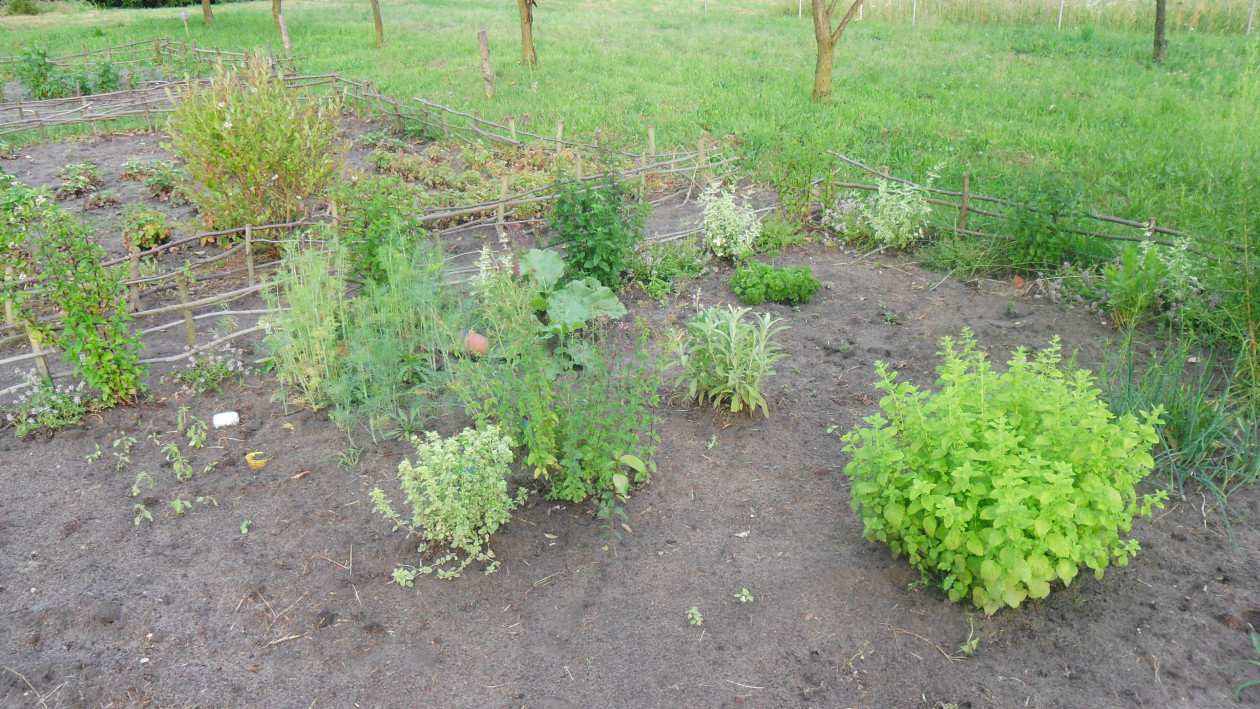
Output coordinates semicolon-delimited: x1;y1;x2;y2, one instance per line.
544;278;627;335
519;248;565;293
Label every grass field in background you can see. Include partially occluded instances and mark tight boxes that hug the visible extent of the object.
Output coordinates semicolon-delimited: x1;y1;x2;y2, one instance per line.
2;0;1257;242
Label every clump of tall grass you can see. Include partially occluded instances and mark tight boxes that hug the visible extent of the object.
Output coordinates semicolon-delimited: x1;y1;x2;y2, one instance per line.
858;0;1253;35
1102;335;1260;530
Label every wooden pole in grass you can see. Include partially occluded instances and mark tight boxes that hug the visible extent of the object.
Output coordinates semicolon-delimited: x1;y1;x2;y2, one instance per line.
1248;0;1256;34
958;173;971;231
912;0;917;25
555;119;564;158
496;174;509;235
575;150;583;179
508;117;517;143
370;0;386;47
278;14;293;60
141;94;153;131
1057;0;1066;30
478;30;495;99
176;272;196;348
646;124;656;189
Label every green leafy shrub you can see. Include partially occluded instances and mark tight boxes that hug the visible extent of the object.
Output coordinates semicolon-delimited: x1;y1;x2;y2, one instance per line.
120;205;171;252
839;329;1167;615
453;251;660;502
15;47;120;98
1;173;53;279
35;211;147;404
860;178;932;250
4;372;90;437
5;0;42;16
1005;182;1086;272
519;248;627;337
670;305;788;418
166;57;346;231
729;260;820;306
370;425;526;579
698;184;759;260
332;174;422;283
754;215;809;255
626;238;708;299
548;175;646;288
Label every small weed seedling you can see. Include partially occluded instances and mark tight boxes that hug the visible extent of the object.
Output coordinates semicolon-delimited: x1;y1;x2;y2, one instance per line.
131;471;154;497
337;447;362;471
1221;631;1260;699
707;434;718;450
1004;301;1018;319
171;496;193;515
133;503;153;526
162;441;194;482
85;444;103;464
240;520;251;535
391;566;419;587
959;614;979;657
734;588;755;603
878;300;900;326
112;433;137;471
687;606;704;626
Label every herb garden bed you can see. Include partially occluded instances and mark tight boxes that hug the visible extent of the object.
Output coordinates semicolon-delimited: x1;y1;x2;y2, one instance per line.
1;236;1257;707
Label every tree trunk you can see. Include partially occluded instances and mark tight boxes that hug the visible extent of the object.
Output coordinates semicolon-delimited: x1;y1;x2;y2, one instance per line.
1153;0;1168;62
202;0;213;24
272;0;282;29
517;0;537;66
811;0;863;101
478;30;495;99
812;36;834;100
369;0;385;47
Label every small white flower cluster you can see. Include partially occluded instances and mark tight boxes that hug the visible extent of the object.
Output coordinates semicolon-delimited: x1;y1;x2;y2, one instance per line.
698;185;760;261
171;345;249;396
3;370;90;437
821;196;866;235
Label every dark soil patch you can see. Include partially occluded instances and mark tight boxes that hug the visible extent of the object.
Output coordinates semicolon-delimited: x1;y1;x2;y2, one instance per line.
2;239;1258;709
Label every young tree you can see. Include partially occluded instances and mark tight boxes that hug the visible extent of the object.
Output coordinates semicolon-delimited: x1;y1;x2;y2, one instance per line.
370;0;385;47
518;0;538;66
202;0;213;24
811;0;864;100
1153;0;1168;62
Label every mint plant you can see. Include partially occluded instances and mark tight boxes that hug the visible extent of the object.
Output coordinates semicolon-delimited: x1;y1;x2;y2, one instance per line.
548;175;646;288
370;426;526;579
839;329;1167;615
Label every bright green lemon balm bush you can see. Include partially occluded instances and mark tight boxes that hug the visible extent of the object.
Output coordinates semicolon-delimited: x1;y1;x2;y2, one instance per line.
839;329;1167;615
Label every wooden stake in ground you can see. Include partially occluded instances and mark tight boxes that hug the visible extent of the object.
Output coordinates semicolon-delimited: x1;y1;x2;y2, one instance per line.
1153;0;1168;62
370;0;385;47
478;30;495;99
201;0;213;25
278;14;293;61
517;0;538;66
811;0;865;100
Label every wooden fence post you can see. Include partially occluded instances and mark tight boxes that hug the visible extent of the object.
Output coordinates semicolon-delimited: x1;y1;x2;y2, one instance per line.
25;325;50;382
958;173;971;231
34;110;48;142
244;225;256;287
478;30;495;99
278;15;293;60
555;119;564;158
176;272;196;348
128;249;141;311
575;150;583;180
3;266;15;327
442;109;450;138
509;117;517;144
697;136;708;186
496;174;509;236
646;124;656;190
140;94;153;131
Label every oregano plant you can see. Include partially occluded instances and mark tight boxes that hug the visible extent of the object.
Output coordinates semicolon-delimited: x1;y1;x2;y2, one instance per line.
839;329;1166;615
34;211;146;405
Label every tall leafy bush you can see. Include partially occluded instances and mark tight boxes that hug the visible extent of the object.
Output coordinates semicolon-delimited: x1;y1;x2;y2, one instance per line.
166;57;346;231
840;330;1167;615
548;176;646;288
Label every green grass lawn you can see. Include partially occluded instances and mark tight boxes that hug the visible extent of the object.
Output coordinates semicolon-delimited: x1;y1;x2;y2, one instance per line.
3;0;1257;239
